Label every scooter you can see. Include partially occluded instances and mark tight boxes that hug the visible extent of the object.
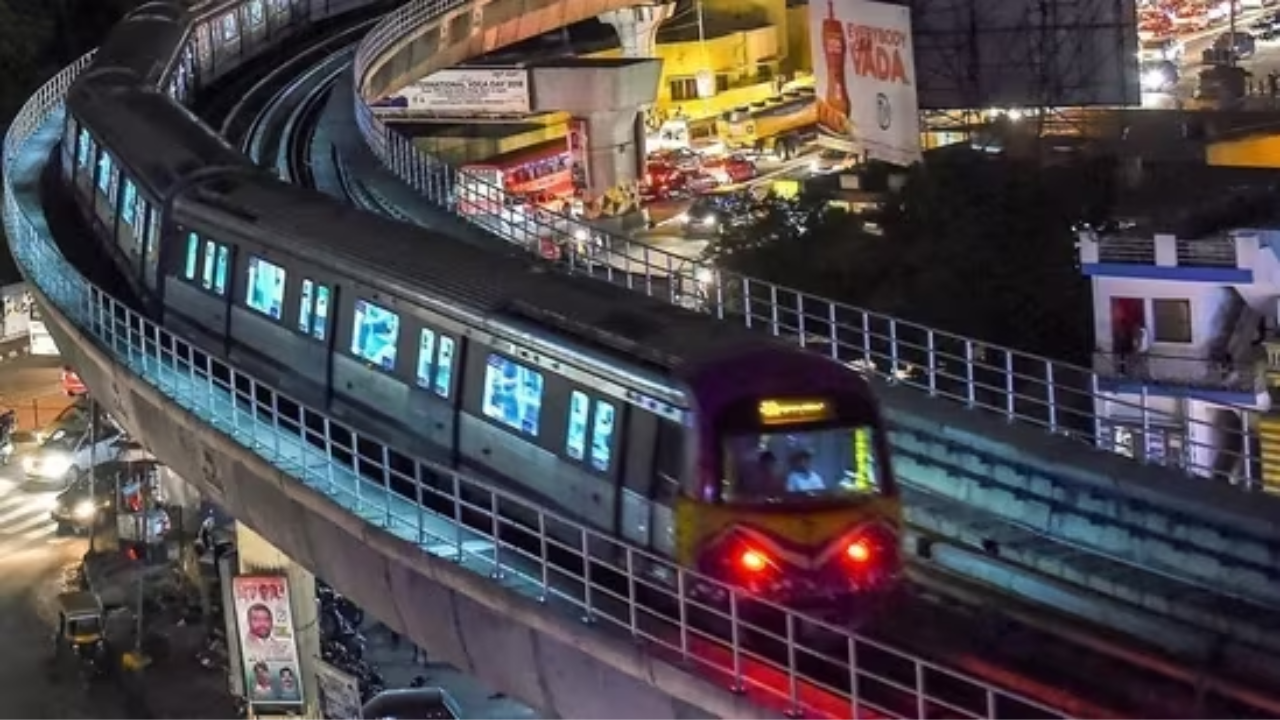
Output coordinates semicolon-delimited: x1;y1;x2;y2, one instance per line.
0;410;17;466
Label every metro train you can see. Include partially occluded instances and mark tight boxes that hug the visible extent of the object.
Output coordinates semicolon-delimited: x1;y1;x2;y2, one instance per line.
56;0;905;612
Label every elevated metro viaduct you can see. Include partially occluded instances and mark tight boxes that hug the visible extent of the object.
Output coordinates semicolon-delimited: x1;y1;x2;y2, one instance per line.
8;0;1280;717
356;0;1280;594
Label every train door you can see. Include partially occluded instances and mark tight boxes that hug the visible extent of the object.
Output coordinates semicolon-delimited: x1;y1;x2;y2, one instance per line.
73;128;96;201
92;149;120;238
59;115;76;183
619;412;680;557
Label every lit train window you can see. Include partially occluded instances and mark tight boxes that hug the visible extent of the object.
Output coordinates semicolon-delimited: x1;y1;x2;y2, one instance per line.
481;355;543;437
246;256;285;319
120;181;137;225
433;337;454;398
96;152;114;194
298;279;314;333
565;391;588;461
248;0;264;25
184;233;199;280
214;246;229;296
201;241;216;290
351;300;400;371
415;329;436;389
76;129;92;168
589;401;615;472
313;285;330;341
220;13;238;41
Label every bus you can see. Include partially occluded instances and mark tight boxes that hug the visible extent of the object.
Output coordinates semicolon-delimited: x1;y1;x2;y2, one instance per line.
457;138;575;215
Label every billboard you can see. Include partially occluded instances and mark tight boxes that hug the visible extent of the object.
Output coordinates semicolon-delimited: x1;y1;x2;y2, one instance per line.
905;0;1139;108
233;575;305;709
810;0;922;166
370;68;531;116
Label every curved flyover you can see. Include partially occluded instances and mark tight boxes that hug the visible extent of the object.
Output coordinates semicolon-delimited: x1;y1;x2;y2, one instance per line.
0;3;1062;720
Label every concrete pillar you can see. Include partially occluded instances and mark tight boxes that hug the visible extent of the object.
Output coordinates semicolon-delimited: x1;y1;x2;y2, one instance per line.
237;522;321;719
572;109;647;197
597;4;676;58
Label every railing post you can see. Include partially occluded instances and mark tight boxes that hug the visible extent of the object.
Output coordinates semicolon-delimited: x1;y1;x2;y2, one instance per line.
414;461;424;545
742;277;753;329
795;294;806;348
1091;372;1105;449
728;591;744;693
915;661;927;719
381;445;392;528
580;530;594;623
625;547;637;637
828;302;839;361
888;318;899;382
323;417;336;496
848;636;861;720
1242;409;1255;489
769;284;779;337
270;389;281;460
785;613;800;717
1045;361;1058;433
451;472;463;563
676;570;689;660
926;329;937;396
1005;350;1015;420
537;511;549;602
965;340;976;408
1140;384;1151;465
490;492;502;579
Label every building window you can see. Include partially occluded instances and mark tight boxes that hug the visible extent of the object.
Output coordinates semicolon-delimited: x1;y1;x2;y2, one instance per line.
669;77;698;102
1152;299;1192;343
715;74;730;94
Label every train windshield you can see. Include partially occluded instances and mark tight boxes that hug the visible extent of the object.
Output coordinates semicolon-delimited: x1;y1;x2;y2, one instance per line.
723;425;884;503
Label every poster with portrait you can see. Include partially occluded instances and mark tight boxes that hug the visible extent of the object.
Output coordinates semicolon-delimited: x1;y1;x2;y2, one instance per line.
232;575;305;708
315;661;363;719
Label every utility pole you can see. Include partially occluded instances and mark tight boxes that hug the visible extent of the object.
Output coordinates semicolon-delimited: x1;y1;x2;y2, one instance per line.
87;398;98;555
134;463;147;655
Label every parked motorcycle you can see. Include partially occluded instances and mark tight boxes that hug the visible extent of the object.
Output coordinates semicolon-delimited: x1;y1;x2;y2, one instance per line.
0;409;17;465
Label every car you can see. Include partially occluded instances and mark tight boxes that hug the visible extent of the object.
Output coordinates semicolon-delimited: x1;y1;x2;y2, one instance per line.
1141;60;1180;93
50;468;115;534
60;367;87;397
23;420;129;486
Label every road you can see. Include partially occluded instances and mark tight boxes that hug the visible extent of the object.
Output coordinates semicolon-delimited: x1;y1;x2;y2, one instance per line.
1167;9;1280;98
0;357;135;719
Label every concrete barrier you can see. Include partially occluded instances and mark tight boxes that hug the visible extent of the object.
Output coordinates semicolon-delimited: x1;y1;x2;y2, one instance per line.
35;290;779;720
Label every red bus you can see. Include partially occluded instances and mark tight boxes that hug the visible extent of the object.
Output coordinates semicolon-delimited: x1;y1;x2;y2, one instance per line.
457;138;575;215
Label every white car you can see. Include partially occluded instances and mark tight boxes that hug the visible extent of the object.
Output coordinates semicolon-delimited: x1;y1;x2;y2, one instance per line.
23;422;129;485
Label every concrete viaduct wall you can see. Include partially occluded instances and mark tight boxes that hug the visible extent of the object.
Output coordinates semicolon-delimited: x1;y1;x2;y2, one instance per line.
361;0;654;101
31;278;777;719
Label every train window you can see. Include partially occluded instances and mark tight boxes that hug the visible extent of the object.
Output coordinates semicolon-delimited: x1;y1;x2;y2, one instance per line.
565;391;588;460
201;241;216;290
245;256;286;320
481;354;543;437
350;299;399;371
590;401;616;472
433;336;454;398
298;279;314;333
248;0;265;25
120;181;137;226
272;0;288;12
184;233;199;281
95;152;114;195
415;329;436;390
221;13;238;41
214;246;230;296
313;285;330;341
76;129;92;169
653;420;685;500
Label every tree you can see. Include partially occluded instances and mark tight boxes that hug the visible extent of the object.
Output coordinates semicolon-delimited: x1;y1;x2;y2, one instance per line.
705;149;1097;363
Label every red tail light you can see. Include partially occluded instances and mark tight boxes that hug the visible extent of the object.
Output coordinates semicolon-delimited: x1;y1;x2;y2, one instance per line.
738;548;771;573
845;538;873;564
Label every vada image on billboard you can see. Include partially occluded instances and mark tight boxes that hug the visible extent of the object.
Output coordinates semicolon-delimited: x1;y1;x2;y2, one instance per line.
810;0;922;166
233;575;304;707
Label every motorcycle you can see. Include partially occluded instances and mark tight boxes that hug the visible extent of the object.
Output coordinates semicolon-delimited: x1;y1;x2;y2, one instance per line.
0;410;16;466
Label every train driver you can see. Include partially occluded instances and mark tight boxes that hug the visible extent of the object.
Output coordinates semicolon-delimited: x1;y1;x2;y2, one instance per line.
785;450;825;492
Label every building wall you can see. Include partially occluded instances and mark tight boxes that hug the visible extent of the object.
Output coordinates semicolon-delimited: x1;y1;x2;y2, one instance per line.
1091;276;1235;360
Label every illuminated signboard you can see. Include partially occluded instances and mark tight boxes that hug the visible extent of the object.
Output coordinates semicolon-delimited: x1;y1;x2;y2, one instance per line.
757;399;833;426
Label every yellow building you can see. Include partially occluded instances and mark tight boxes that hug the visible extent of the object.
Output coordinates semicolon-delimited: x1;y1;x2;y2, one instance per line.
587;0;811;125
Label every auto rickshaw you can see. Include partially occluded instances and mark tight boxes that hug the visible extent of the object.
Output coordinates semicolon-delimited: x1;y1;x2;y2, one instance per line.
54;591;108;679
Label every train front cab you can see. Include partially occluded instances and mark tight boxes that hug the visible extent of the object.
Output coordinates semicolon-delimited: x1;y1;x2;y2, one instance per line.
674;395;902;616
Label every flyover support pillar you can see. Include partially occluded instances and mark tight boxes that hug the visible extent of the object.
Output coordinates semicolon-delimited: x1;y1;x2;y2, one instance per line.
597;4;676;58
236;522;321;718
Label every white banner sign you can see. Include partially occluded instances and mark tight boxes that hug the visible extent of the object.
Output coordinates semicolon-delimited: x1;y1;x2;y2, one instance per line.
233;575;305;708
810;0;921;166
315;661;363;719
373;68;531;115
0;283;32;342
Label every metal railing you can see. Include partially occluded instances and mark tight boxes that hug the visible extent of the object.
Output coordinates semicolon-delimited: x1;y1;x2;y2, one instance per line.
3;56;1066;720
1094;236;1240;268
349;0;1261;487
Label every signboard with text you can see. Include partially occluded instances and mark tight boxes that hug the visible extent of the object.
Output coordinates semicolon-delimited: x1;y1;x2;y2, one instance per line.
371;68;531;116
233;575;305;709
809;0;921;166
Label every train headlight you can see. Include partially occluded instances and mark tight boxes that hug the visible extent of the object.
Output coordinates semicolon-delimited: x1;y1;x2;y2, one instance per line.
1141;69;1167;91
695;267;714;286
39;452;72;479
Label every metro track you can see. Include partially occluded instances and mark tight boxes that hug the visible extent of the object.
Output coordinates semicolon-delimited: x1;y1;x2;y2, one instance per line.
168;37;1280;719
